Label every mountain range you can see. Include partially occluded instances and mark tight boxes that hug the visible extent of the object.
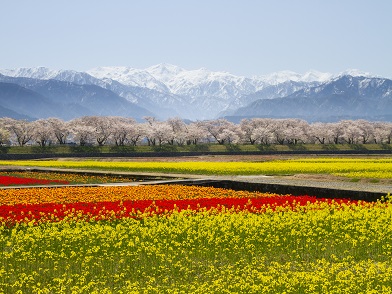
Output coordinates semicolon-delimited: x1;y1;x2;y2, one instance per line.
0;64;391;122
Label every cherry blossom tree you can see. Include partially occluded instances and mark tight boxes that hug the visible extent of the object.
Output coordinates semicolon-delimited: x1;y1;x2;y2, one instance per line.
128;123;146;146
143;117;157;146
79;116;115;146
384;122;392;144
355;119;375;144
254;126;274;145
220;127;241;144
309;122;335;144
69;118;96;146
31;119;55;147
328;122;346;144
110;117;136;146
199;119;239;144
269;119;288;145
47;117;70;144
281;119;309;144
373;122;392;144
184;122;208;145
239;118;273;145
239;119;258;144
151;122;174;146
249;118;276;145
166;117;188;145
0;118;11;145
0;129;10;145
341;120;362;144
0;121;10;146
143;117;174;146
1;116;391;148
2;118;34;146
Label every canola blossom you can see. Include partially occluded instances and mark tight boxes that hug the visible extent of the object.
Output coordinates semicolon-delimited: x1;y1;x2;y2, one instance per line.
1;158;392;178
1;183;392;292
1;199;392;293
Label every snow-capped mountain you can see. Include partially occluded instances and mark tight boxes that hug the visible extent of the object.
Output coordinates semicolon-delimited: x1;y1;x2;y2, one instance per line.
90;65;262;97
166;67;260;97
0;67;184;118
86;64;377;119
87;66;170;93
0;67;111;89
0;74;155;120
0;64;390;121
230;75;392;122
0;67;59;80
254;70;333;85
86;64;268;118
220;80;319;117
145;63;186;84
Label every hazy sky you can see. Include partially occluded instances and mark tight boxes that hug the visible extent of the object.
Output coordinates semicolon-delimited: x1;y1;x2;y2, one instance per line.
2;0;391;77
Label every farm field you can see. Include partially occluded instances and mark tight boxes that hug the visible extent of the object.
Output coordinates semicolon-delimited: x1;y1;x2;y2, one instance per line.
1;184;392;293
1;156;392;292
1;157;392;180
0;171;140;186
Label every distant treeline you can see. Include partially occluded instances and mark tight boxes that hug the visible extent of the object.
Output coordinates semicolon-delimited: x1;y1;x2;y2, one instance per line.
0;116;391;147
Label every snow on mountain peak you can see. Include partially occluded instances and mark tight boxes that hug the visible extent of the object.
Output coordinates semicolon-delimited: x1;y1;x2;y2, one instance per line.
257;70;301;85
255;70;333;85
145;63;185;84
161;67;257;97
2;64;383;105
0;63;389;121
87;66;170;93
301;70;333;83
84;64;384;105
336;69;374;78
0;67;59;80
146;63;185;75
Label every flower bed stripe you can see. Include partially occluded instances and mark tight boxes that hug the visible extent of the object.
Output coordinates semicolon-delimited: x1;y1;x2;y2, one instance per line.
0;195;359;225
0;185;281;206
0;175;69;186
0;171;137;184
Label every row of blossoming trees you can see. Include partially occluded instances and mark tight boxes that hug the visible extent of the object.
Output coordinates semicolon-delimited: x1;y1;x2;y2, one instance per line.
0;116;391;147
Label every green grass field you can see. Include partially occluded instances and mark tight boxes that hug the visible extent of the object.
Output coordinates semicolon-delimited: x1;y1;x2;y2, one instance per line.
0;143;391;154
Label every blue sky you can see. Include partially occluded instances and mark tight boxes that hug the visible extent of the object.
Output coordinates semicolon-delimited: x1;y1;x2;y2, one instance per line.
2;0;391;77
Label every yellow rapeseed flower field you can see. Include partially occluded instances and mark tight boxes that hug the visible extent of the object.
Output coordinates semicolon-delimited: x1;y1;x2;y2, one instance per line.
1;158;392;178
2;201;392;293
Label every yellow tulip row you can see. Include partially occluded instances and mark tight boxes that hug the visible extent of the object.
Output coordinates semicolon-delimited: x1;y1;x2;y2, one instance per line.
0;185;278;206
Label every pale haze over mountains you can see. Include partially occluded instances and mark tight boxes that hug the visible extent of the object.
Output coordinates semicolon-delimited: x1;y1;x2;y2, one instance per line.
0;64;391;122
